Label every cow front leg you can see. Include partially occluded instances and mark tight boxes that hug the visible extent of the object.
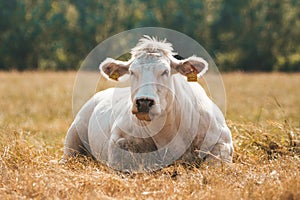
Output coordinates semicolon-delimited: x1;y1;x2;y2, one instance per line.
115;136;157;153
108;133;136;171
108;131;159;172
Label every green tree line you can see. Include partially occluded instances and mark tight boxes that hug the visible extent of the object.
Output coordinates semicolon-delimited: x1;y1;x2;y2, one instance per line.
0;0;299;71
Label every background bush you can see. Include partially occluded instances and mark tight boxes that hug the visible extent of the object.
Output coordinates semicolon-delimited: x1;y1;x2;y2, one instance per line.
0;0;299;71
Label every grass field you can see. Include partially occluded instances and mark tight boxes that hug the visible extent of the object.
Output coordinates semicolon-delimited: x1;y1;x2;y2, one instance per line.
0;72;299;199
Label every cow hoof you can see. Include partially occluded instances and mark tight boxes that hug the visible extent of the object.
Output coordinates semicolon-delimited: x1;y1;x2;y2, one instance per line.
59;157;67;165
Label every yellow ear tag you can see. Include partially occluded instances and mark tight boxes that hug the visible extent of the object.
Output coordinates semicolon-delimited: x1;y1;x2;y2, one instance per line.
187;71;197;82
109;71;120;81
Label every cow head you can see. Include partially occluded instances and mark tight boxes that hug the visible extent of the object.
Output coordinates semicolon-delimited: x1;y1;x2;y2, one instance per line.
100;37;208;121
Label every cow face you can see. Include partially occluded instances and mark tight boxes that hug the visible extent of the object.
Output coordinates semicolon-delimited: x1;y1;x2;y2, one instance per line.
128;53;174;121
100;53;208;121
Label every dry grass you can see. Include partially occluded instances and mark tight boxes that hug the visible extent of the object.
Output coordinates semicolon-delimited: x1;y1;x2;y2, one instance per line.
0;71;299;200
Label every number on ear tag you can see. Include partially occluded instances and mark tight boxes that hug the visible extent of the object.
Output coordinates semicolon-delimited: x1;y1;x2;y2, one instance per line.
109;71;120;81
187;71;197;82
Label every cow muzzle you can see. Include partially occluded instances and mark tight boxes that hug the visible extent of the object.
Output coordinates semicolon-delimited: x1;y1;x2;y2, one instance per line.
136;98;154;113
132;98;155;121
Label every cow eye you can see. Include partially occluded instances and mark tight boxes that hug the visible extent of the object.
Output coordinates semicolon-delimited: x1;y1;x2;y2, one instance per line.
161;70;169;76
129;70;135;76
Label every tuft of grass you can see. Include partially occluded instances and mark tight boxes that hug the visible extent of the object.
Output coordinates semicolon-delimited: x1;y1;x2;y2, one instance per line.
0;71;300;199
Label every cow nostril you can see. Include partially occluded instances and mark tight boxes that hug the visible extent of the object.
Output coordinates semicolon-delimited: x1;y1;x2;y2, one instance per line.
148;100;154;107
136;98;154;113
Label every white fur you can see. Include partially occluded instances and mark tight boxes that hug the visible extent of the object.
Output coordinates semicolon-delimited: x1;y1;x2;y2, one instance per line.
131;35;176;58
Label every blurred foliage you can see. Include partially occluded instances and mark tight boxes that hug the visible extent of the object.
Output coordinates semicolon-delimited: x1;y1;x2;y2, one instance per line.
0;0;299;71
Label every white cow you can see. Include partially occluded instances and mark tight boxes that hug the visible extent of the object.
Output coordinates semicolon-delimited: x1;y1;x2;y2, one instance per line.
63;36;233;171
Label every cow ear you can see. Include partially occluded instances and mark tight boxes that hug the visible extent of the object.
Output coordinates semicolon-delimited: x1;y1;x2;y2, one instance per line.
99;58;131;81
171;56;208;81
